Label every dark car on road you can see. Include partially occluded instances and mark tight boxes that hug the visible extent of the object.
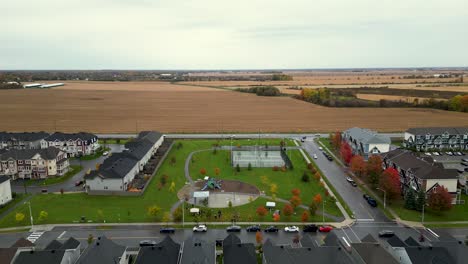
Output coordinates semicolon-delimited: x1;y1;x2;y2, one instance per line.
246;225;261;232
226;226;241;232
363;194;370;200
160;227;175;234
264;226;279;233
303;224;318;233
367;198;377;207
378;230;395;238
139;240;157;247
75;180;84;186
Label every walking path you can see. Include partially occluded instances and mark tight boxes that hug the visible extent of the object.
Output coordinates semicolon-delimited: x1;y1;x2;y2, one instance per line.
0;195;34;222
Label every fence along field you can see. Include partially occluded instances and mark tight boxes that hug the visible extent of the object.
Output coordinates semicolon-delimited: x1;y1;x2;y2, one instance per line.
1;81;467;133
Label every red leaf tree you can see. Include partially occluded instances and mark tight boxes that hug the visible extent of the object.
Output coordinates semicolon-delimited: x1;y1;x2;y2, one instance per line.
282;204;294;218
256;206;268;219
313;194;322;204
200;168;207;175
290;195;302;209
291;188;301;196
427;186;453;212
366;155;383;186
331;131;342;150
379;168;401;200
340;142;353;165
301;211;309;222
350;155;366;176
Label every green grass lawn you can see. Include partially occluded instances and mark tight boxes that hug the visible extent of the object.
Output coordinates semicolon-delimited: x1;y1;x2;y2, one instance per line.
0;194;29;216
35;165;83;186
390;194;468;222
189;149;342;218
0;139;330;228
99;139;133;145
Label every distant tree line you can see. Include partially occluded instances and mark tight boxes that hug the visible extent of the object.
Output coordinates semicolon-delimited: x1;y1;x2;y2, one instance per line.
272;74;293;81
236;86;281;96
297;87;468;112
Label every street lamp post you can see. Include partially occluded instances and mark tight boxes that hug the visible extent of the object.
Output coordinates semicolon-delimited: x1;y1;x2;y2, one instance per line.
25;202;33;228
421;203;425;224
322;200;325;223
376;188;386;209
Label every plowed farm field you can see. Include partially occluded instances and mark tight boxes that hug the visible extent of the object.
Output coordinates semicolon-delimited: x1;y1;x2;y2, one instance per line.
1;81;467;133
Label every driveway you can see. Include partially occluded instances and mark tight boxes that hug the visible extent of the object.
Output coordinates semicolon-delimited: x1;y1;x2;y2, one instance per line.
11;144;125;194
301;139;389;222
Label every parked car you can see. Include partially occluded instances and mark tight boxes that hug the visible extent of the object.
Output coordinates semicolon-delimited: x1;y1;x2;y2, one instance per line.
160;227;175;234
75;180;84;186
424;152;431;156
313;154;318;159
319;226;333;233
458;168;465;173
284;226;299;233
318;147;323;151
303;224;318;233
193;225;207;232
41;189;48;193
226;226;241;232
346;177;353;182
246;225;261;232
432;152;439;156
363;194;371;200
102;151;109;156
327;156;333;161
462;158;468;162
264;226;279;233
139;240;157;247
323;152;328;157
446;152;453;156
378;230;395;238
367;198;378;207
460;162;468;166
350;181;357;187
455;152;463;156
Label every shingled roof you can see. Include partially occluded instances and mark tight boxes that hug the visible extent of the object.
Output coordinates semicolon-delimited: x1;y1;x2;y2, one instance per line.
223;234;256;264
45;132;97;142
77;236;126;264
135;236;181;264
406;127;468;135
381;149;459;180
0;132;49;142
180;236;215;264
85;153;138;180
344;127;391;145
0;147;62;161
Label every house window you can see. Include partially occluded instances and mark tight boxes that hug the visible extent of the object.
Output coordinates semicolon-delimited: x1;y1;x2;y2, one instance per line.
104;186;108;190
18;160;23;164
425;134;430;140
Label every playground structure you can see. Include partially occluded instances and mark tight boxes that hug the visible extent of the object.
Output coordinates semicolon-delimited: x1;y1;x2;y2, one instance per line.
201;177;222;191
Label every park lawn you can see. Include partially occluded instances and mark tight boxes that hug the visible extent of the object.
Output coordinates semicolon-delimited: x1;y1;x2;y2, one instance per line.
183;197;335;223
0;139;296;228
390;194;468;222
189;149;342;218
36;165;83;186
0;194;28;216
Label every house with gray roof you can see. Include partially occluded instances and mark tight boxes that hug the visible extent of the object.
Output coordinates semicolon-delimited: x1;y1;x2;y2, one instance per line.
381;149;459;203
343;127;391;159
0;132;49;150
0;175;12;206
180;236;215;264
404;127;468;151
77;236;128;264
84;131;163;193
40;132;99;158
223;234;256;264
135;236;181;264
263;238;354;264
13;237;80;264
0;147;69;180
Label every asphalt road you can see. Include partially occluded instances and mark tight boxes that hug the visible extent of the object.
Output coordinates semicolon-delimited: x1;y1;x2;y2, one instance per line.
300;139;389;222
11;144;125;194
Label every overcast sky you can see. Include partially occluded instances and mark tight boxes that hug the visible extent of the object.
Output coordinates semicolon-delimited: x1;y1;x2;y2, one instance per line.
2;0;468;69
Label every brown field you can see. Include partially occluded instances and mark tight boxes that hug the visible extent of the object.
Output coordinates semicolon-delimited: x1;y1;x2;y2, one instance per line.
356;94;447;102
1;81;467;133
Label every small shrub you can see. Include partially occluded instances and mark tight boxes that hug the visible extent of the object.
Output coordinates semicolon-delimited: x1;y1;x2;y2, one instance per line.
272;166;279;171
236;164;240;172
281;166;287;172
301;172;310;182
248;163;252;171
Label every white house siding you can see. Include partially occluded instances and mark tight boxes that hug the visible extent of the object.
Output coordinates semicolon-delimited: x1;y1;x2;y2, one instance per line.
425;178;458;204
404;132;415;142
87;163;139;192
0;179;12;205
368;143;390;154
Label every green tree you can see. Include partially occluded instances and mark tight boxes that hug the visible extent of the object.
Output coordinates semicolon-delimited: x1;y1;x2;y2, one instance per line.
309;202;318;216
162;212;171;225
172;207;183;222
415;189;426;212
97;209;104;222
247;163;252;171
301;171;310;182
236;164;240;172
15;212;25;222
147;205;161;219
38;211;48;222
169;181;176;192
404;190;416;210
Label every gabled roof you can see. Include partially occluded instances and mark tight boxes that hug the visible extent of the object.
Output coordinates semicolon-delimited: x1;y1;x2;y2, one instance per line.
386;236;406;248
432;240;468;264
351;243;399;264
263;239;354;264
344;127;391;145
10;238;34;248
180;236;215;264
381;149;459;180
44;240;63;250
14;249;66;264
0;175;10;184
85;153;138;180
60;237;80;250
361;234;378;243
0;147;62;161
45;132;97;142
223;234;256;264
0;132;49;142
299;235;317;248
0;248;18;264
404;237;420;247
405;246;455;264
135;236;181;264
406;127;468;136
76;236;126;264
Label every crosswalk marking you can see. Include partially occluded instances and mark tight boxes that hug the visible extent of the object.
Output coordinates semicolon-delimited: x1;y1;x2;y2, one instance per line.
27;231;45;243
